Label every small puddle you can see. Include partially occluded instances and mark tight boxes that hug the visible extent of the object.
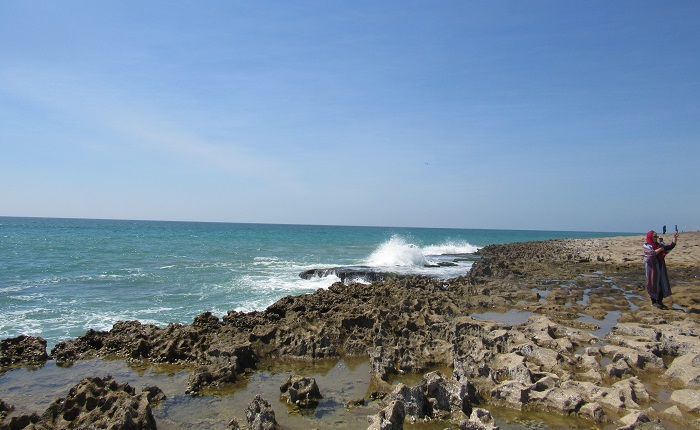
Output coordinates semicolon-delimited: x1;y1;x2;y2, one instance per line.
577;310;622;339
672;303;687;312
576;289;590;306
625;292;643;310
609;284;642;310
471;309;535;325
578;271;604;279
532;288;550;304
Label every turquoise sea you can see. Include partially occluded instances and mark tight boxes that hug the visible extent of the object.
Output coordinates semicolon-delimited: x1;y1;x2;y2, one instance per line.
0;216;636;349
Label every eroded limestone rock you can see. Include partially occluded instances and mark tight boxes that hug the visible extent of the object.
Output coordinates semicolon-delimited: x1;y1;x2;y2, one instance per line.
0;335;48;369
280;374;322;407
245;395;278;430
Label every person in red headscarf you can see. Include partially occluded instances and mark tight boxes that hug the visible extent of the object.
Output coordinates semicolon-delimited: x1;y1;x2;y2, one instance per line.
644;229;679;309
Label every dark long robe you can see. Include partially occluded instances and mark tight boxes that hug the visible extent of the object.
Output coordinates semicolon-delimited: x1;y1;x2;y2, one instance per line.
644;242;676;300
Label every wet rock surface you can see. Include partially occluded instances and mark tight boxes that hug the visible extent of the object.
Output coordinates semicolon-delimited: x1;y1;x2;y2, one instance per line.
3;233;700;429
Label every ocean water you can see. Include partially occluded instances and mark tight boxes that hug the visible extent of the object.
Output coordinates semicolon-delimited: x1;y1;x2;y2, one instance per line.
0;217;633;349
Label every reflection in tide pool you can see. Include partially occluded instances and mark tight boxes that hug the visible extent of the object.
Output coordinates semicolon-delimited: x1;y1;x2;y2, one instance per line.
0;357;376;430
0;359;191;417
0;347;618;430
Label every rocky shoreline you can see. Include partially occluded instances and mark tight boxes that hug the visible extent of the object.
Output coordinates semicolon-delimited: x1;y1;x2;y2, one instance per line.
2;233;700;430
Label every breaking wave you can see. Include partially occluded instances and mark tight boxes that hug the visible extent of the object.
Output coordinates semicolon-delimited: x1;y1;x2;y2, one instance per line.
365;235;478;268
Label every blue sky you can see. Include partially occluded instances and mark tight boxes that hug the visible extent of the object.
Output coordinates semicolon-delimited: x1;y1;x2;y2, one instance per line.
1;1;698;232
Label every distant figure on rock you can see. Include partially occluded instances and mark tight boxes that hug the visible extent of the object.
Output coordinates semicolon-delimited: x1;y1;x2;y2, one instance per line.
644;229;679;309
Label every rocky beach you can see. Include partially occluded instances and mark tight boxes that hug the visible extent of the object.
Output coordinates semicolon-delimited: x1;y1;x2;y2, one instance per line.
2;232;700;430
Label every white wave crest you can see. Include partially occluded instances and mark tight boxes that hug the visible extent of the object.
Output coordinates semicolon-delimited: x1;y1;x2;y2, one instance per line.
365;235;430;267
365;235;478;268
422;241;479;255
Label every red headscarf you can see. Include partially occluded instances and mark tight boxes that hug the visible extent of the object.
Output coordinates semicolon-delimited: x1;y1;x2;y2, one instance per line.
646;231;658;248
646;230;666;260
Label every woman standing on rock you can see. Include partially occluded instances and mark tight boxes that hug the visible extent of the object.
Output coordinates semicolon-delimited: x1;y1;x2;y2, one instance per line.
644;229;679;309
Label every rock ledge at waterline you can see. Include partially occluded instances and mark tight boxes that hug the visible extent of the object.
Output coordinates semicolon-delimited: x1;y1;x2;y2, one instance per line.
2;232;700;430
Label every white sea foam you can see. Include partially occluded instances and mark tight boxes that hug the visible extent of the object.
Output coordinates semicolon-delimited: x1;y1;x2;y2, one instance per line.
14;293;45;302
0;309;48;339
241;268;341;297
140;307;176;315
80;311;169;333
0;285;27;293
252;257;280;266
305;273;342;288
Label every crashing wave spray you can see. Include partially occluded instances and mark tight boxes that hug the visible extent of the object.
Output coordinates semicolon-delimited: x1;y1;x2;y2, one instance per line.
365;235;431;267
422;241;479;255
